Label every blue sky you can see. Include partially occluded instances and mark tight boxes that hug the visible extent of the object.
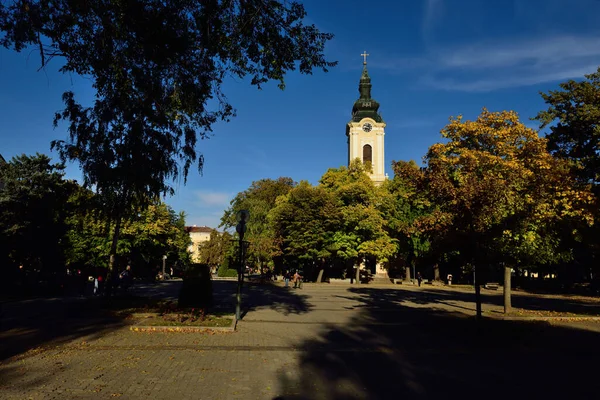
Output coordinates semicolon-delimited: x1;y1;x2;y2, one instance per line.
2;0;600;228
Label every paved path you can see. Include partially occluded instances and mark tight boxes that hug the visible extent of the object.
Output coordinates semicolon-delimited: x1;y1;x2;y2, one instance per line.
1;282;600;399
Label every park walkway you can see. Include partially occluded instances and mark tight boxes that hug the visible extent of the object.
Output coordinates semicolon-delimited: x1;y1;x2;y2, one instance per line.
1;282;600;399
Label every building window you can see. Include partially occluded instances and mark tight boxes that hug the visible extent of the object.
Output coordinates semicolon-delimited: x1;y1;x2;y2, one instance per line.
363;144;372;165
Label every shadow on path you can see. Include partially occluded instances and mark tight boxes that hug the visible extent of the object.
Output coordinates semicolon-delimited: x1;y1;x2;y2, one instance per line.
0;297;129;362
339;286;600;316
212;281;312;317
277;287;600;400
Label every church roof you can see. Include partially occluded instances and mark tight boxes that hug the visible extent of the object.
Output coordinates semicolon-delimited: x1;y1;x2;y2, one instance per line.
186;225;214;233
351;63;384;123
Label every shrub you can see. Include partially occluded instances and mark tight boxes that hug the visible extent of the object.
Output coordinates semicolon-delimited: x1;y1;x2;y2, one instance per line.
217;257;238;278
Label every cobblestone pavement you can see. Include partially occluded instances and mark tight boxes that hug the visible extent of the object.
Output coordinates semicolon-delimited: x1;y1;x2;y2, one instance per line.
2;282;600;399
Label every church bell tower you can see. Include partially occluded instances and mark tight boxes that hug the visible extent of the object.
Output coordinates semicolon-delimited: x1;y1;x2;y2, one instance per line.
346;52;386;185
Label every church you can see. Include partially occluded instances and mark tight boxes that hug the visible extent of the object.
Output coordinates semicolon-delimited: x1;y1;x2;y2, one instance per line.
346;52;387;185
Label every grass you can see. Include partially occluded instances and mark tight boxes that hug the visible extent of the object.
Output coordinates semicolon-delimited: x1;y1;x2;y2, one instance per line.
505;308;593;318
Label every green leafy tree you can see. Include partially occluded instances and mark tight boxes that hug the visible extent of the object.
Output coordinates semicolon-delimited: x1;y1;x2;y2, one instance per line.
382;160;434;281
535;67;600;187
269;181;340;281
0;154;71;278
1;0;336;277
221;177;295;273
65;193;191;277
425;109;594;314
198;230;233;272
120;202;191;276
320;160;396;282
535;69;600;278
63;184;111;270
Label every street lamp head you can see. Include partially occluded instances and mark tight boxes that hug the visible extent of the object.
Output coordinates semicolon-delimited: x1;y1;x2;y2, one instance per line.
236;210;250;224
236;210;249;236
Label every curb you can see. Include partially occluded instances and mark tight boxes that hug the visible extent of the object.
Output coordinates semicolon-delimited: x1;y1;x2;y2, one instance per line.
487;315;600;322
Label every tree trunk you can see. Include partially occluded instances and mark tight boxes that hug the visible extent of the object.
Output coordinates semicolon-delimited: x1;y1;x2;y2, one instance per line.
474;265;482;319
504;265;512;314
433;263;440;281
355;263;361;284
317;268;324;283
106;215;122;297
405;265;411;281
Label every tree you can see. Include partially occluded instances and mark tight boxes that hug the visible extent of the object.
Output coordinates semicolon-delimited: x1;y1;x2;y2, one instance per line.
0;153;71;278
63;184;111;270
1;0;336;277
535;69;600;279
65;192;191;277
221;177;295;273
382;160;435;281
269;181;340;282
320;160;396;283
198;230;233;272
120;202;191;274
425;109;594;315
535;67;600;188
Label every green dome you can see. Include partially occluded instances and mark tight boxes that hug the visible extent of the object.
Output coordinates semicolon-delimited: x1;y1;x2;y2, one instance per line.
351;65;383;123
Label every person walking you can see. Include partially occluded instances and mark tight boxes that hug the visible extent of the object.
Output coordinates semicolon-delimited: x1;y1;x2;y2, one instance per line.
293;270;303;289
284;270;290;287
93;275;99;295
417;272;423;287
97;274;104;296
119;265;132;291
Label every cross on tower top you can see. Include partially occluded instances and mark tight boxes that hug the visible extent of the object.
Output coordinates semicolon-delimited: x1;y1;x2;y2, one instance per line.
361;51;369;65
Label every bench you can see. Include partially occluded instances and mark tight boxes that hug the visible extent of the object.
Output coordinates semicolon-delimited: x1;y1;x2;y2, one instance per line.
484;282;500;290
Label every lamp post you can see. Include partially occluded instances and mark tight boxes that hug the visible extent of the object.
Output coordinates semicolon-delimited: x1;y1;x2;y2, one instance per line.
162;254;167;280
235;210;249;320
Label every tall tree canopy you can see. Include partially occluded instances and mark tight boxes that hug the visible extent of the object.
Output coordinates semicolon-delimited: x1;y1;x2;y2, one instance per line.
535;67;600;188
320;160;396;280
424;109;594;313
0;0;335;198
269;180;340;280
221;177;296;271
535;69;600;279
198;230;233;271
1;0;335;275
0;153;71;274
65;189;191;274
382;160;436;280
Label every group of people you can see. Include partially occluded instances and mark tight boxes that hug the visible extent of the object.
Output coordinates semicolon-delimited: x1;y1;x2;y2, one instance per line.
283;270;303;289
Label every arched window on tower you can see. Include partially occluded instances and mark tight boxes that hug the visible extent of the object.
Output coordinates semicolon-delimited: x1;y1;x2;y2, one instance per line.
363;144;373;171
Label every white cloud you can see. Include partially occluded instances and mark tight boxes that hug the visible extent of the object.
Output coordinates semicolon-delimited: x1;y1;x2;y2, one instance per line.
421;63;600;92
194;190;232;207
422;0;444;43
381;35;600;92
437;36;600;70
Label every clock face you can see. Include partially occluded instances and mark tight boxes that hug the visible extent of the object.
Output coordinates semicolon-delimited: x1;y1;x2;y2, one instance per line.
362;123;373;132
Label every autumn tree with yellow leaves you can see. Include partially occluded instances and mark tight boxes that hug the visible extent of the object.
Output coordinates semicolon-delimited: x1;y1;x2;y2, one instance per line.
424;109;594;315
